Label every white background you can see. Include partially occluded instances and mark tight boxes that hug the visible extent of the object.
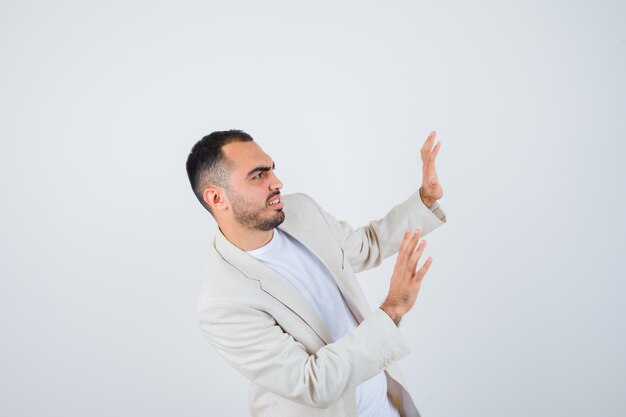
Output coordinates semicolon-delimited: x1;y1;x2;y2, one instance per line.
1;1;625;416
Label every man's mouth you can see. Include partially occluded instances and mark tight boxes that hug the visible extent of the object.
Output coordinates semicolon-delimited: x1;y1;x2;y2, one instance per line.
267;194;282;207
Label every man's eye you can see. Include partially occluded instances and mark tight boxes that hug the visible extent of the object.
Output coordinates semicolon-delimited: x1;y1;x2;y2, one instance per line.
252;173;262;180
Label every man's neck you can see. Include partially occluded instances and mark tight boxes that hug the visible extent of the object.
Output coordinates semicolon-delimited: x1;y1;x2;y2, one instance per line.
219;225;275;251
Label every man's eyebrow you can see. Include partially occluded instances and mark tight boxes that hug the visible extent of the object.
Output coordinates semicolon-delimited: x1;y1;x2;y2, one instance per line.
246;162;275;177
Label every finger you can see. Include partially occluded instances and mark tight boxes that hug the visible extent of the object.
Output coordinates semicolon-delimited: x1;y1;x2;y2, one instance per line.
404;229;421;259
408;239;427;271
420;131;436;156
414;256;433;281
397;228;414;261
420;131;437;157
424;145;440;177
404;229;421;263
401;228;420;263
431;141;441;161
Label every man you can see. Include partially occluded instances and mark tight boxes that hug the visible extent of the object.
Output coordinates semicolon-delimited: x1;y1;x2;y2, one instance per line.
186;130;446;417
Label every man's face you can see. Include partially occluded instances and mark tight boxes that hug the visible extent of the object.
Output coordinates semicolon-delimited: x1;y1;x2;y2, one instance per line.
222;141;285;231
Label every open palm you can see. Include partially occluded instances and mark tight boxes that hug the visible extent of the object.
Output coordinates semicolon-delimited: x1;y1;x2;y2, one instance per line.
419;131;443;207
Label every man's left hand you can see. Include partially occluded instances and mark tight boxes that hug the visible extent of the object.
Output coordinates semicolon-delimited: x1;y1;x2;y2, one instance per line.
419;131;443;208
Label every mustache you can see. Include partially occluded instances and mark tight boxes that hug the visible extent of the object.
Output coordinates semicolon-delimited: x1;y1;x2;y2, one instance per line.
266;191;281;202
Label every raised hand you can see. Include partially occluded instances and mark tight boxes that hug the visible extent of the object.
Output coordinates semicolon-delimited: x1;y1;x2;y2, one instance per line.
381;228;433;325
419;131;443;208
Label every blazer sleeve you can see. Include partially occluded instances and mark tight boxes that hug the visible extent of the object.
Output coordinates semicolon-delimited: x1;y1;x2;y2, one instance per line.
199;301;410;409
302;191;446;272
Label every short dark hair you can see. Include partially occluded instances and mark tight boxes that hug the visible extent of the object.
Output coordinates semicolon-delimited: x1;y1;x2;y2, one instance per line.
186;129;254;214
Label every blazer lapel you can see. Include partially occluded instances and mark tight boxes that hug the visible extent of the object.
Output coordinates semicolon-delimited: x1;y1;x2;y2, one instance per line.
279;206;370;325
214;230;333;345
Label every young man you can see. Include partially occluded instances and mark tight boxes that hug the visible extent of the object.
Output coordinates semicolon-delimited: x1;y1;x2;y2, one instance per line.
186;130;446;417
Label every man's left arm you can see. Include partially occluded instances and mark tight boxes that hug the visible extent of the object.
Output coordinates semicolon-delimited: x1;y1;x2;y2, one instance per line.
310;131;447;272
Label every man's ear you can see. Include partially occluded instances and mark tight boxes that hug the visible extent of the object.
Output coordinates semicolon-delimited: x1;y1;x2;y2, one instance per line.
203;187;228;212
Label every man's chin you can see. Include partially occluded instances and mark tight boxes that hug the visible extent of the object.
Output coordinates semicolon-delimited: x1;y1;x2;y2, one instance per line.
254;211;285;231
272;211;286;227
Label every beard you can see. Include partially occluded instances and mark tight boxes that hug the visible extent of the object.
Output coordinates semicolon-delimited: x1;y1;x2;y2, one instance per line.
226;189;285;231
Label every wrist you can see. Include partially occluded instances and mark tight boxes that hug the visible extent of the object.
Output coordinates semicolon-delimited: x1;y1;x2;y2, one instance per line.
380;304;404;326
419;187;436;208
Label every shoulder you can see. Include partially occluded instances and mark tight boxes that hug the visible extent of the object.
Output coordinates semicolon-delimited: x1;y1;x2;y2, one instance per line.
281;192;316;206
281;192;326;215
197;245;259;311
280;192;332;228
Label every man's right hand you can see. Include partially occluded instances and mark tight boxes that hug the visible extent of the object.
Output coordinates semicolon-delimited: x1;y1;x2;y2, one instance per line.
380;228;432;325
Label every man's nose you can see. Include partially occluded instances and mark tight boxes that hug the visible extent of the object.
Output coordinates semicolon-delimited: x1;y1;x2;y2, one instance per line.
269;171;283;190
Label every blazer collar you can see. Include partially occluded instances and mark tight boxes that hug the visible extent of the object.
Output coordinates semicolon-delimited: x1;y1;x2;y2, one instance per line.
214;202;369;345
214;223;333;345
279;208;367;324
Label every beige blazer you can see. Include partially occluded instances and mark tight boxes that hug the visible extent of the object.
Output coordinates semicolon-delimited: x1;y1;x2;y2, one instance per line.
198;191;445;417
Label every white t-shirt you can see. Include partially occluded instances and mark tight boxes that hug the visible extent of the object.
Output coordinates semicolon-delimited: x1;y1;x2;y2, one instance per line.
248;228;400;417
